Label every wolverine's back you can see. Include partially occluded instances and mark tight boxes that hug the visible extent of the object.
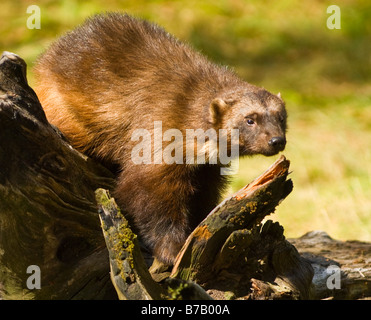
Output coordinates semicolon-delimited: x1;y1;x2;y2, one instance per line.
34;13;237;160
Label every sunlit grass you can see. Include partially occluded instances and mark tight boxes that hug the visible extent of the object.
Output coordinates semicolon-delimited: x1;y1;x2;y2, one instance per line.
1;0;370;241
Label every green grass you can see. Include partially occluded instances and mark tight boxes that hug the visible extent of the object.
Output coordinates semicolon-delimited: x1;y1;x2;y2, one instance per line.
1;0;370;241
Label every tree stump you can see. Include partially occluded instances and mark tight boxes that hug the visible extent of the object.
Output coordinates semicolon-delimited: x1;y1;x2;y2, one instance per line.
0;51;117;299
1;51;368;300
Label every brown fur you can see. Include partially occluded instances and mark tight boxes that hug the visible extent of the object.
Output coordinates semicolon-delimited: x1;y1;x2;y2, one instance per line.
34;13;287;264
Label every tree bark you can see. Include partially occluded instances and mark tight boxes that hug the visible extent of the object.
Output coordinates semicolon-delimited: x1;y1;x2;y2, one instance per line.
0;51;116;299
170;155;314;300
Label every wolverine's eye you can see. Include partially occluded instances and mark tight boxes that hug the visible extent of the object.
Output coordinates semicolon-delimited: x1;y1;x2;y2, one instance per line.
246;119;255;126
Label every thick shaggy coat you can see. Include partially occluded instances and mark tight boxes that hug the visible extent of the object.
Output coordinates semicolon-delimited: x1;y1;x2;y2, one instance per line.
34;13;287;264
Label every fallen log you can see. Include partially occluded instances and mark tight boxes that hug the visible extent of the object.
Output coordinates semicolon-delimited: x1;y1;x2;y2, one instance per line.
0;51;117;299
289;231;371;300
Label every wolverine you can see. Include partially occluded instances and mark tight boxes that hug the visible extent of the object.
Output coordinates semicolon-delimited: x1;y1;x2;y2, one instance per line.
34;12;287;264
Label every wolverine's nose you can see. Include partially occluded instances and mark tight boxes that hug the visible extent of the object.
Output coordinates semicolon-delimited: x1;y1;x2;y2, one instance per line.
269;136;286;151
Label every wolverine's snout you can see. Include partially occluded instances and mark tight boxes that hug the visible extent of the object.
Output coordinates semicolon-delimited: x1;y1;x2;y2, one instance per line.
268;136;286;152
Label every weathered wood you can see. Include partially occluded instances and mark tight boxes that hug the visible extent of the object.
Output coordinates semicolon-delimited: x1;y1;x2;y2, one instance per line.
96;188;214;300
171;156;293;281
96;188;164;300
170;156;314;299
289;231;371;300
0;51;116;299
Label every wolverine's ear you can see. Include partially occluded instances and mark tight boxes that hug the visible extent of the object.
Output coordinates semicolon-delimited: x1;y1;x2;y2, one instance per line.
209;98;229;124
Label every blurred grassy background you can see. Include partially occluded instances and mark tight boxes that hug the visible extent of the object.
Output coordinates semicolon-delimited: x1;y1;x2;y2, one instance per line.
1;0;370;241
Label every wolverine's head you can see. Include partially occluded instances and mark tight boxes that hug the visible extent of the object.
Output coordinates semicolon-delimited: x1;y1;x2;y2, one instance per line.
209;88;287;157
